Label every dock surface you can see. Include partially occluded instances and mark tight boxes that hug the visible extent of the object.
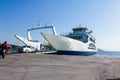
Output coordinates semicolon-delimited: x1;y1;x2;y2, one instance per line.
0;53;120;80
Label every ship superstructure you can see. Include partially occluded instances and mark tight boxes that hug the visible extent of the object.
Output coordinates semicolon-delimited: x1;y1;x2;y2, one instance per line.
65;25;96;50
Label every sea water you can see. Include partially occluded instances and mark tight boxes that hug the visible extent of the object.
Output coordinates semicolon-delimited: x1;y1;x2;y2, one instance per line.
95;49;120;58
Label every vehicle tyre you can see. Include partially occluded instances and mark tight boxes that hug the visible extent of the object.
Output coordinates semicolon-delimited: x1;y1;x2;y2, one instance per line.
25;50;29;53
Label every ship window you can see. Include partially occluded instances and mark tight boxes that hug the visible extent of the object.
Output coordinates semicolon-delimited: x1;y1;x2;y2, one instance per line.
88;43;96;50
80;36;82;38
90;38;95;43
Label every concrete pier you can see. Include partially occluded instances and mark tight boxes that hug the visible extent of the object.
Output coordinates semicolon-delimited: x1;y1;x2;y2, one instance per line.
0;53;120;80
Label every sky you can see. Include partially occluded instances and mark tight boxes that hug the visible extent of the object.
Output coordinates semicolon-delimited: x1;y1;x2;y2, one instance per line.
0;0;120;51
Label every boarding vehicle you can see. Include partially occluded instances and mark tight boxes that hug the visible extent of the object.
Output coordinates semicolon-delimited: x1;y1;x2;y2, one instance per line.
17;46;37;53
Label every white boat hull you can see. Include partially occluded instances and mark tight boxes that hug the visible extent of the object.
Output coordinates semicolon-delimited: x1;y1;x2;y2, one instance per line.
15;35;41;51
41;33;97;55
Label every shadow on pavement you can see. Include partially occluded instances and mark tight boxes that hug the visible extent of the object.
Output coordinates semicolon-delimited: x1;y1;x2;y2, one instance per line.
107;78;120;80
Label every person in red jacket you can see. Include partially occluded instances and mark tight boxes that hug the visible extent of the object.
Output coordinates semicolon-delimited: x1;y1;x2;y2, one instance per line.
1;41;9;58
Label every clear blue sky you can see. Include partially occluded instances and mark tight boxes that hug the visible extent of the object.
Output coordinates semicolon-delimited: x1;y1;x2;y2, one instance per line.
0;0;120;51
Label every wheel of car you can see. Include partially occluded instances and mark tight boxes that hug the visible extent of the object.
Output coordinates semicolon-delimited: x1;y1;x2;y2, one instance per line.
25;50;29;53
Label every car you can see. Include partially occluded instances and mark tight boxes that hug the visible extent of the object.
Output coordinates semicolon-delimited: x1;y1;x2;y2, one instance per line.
17;46;37;53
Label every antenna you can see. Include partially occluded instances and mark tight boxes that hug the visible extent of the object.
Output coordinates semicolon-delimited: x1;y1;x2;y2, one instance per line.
38;20;41;27
79;24;82;27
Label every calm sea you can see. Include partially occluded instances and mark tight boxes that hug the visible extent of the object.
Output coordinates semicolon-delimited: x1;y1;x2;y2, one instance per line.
95;49;120;58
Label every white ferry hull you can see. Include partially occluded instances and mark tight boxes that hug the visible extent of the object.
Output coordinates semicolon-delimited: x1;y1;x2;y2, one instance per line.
41;33;97;55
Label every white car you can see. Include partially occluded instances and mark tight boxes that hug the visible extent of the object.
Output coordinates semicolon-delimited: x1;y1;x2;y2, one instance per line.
17;46;37;53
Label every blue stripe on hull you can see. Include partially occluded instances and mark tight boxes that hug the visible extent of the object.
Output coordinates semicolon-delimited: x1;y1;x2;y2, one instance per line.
57;50;97;56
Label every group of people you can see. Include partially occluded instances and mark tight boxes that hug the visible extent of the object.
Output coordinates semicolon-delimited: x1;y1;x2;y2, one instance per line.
0;41;10;59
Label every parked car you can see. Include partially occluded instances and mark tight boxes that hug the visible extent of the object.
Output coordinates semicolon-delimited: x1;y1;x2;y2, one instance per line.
17;46;37;53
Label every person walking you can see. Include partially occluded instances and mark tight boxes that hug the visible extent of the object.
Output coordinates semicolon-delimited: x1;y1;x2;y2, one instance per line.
0;41;9;59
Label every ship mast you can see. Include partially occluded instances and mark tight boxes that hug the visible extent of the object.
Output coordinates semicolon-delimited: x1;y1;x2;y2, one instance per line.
27;24;57;41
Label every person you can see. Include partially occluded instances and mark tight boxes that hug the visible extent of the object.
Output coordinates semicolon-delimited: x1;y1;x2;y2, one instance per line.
7;44;11;55
0;41;9;58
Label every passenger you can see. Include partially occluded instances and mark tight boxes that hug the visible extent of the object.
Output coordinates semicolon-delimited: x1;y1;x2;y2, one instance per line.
1;41;9;58
0;44;3;58
40;44;44;51
7;44;11;55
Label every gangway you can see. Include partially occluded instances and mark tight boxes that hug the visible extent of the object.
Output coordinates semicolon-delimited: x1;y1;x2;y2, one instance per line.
15;24;57;52
15;35;41;51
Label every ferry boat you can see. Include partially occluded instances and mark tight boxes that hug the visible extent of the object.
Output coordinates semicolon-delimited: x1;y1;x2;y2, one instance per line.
41;25;97;55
